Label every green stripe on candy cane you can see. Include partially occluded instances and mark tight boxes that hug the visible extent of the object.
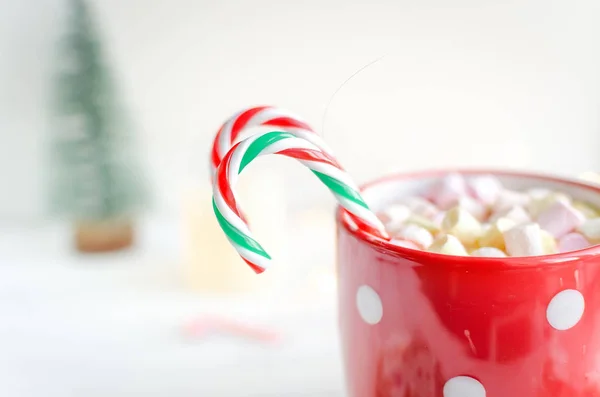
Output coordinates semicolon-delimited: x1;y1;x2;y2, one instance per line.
213;130;389;273
239;132;371;211
239;131;293;172
212;199;271;260
312;171;370;210
239;133;367;209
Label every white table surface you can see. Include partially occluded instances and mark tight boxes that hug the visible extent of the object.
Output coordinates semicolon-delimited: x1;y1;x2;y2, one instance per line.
0;219;345;397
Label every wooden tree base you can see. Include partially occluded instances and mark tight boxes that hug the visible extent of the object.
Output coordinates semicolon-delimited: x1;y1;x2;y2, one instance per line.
74;220;135;253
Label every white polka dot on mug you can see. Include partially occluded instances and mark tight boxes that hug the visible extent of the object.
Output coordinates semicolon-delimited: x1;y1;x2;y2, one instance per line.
546;289;585;331
443;376;486;397
356;285;383;325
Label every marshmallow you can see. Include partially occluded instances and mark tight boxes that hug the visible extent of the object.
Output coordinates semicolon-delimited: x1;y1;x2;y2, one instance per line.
503;223;544;256
433;211;446;228
480;222;492;235
378;172;599;257
400;196;438;219
427;173;467;210
558;233;591;253
393;224;434;249
490;205;531;225
476;217;516;250
540;229;557;255
379;204;411;232
527;188;552;200
428;234;468;256
442;206;483;246
528;192;571;219
466;174;503;205
458;195;488;221
537;201;585;238
493;189;530;213
577;218;600;242
471;247;507;257
572;200;600;219
405;213;441;234
390;239;421;250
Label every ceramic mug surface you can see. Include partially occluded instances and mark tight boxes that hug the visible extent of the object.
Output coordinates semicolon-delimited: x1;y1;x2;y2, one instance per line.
337;170;600;397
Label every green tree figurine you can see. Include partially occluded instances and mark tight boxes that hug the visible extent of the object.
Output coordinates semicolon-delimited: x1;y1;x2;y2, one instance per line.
50;0;147;252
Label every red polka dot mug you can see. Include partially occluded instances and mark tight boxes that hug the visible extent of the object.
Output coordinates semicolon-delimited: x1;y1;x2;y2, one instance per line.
337;169;600;397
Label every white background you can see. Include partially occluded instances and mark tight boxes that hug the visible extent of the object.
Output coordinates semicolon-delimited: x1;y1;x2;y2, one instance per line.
2;0;600;222
0;220;344;396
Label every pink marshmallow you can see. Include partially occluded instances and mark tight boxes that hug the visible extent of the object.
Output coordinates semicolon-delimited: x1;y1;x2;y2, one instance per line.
427;173;467;210
558;233;591;253
537;201;585;238
467;175;503;206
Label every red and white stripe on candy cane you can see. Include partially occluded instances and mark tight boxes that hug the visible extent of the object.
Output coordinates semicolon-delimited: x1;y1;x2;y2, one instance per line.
209;105;332;180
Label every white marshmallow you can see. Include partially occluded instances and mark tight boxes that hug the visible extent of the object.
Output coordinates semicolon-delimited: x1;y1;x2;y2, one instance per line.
476;217;516;250
394;224;434;249
493;189;530;213
466;174;503;206
442;206;483;246
428;234;468;256
537;201;585;238
490;205;531;225
427;173;467;210
527;188;552;200
471;247;507;257
503;223;545;256
405;213;441;234
400;196;438;219
577;218;600;242
558;233;591;253
379;204;411;232
458;195;488;221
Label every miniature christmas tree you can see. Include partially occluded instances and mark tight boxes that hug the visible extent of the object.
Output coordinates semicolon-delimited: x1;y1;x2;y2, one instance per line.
50;0;147;252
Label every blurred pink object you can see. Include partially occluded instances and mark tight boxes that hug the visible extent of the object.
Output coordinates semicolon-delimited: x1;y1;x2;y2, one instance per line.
183;315;281;344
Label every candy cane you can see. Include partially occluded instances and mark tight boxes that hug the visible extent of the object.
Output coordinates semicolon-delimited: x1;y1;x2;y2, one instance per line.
213;130;389;274
209;105;332;180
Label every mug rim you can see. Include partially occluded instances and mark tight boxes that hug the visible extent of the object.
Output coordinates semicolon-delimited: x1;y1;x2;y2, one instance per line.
337;168;600;269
